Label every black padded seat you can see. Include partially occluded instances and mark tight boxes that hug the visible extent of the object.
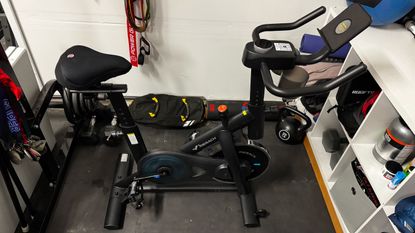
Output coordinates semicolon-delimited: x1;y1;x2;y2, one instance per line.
55;45;132;90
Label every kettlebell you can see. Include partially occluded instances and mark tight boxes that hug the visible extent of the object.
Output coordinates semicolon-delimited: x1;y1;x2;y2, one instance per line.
276;106;312;145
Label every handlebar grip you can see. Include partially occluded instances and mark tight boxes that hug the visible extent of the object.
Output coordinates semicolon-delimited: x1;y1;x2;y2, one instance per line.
252;6;326;41
260;62;368;98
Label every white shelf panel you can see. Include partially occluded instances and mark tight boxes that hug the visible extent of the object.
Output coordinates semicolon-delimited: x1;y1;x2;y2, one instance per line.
383;205;400;233
350;24;415;133
351;92;397;145
327;96;352;143
351;144;395;204
355;206;397;233
308;136;333;180
318;8;415;232
307;136;349;232
310;99;345;139
329;145;355;184
331;201;351;233
329;187;351;233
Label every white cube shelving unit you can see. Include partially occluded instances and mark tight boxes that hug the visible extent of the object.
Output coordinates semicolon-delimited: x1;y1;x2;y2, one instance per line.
306;7;415;233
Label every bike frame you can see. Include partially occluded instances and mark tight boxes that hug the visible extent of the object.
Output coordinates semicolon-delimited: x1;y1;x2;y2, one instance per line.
70;81;266;229
71;83;263;165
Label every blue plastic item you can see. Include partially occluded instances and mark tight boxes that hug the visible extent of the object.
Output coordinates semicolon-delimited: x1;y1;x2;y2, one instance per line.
300;34;351;59
347;1;415;26
389;196;415;233
388;171;406;190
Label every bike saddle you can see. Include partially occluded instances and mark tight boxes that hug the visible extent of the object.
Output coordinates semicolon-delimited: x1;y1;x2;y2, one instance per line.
55;45;132;90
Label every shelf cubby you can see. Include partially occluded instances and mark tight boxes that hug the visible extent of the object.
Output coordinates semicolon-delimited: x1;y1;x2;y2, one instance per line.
329;145;355;185
352;92;398;145
309;100;348;140
355;207;396;233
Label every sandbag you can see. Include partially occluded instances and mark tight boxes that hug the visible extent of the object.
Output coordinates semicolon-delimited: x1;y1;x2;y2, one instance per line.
129;94;207;128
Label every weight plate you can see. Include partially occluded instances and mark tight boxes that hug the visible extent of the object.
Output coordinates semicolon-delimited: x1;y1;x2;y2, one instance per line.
212;144;270;182
79;93;87;114
62;88;78;124
140;154;192;184
85;94;97;113
72;92;82;117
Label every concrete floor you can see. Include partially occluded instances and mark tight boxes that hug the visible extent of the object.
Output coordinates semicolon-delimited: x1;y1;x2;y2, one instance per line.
45;110;335;233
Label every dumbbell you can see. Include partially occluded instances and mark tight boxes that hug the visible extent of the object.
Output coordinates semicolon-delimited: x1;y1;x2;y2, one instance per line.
322;130;348;153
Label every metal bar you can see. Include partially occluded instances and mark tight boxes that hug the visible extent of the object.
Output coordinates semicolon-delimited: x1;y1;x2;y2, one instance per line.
4;156;34;215
31;80;61;127
38;126;77;233
69;84;127;94
247;68;265;140
108;92;147;164
218;130;259;227
0;153;29;231
141;184;236;192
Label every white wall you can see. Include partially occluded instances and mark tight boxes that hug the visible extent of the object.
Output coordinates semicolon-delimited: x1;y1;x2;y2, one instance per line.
6;0;341;100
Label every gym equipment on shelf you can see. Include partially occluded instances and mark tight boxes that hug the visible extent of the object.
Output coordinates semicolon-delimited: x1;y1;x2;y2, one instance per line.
347;0;415;26
322;130;348;153
373;117;415;165
52;3;371;230
275;106;312;145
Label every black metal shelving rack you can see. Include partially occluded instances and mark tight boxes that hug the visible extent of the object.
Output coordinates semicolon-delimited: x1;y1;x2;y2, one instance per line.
0;43;77;233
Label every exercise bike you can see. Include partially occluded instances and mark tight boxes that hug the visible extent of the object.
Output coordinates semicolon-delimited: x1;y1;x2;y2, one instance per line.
53;4;371;230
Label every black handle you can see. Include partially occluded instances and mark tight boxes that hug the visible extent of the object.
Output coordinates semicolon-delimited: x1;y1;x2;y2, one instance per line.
282;106;312;131
252;6;326;42
260;62;368;98
295;46;331;65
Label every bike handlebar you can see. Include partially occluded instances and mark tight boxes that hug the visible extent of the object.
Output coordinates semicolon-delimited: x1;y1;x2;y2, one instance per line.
252;6;332;65
252;6;326;42
260;62;368;98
